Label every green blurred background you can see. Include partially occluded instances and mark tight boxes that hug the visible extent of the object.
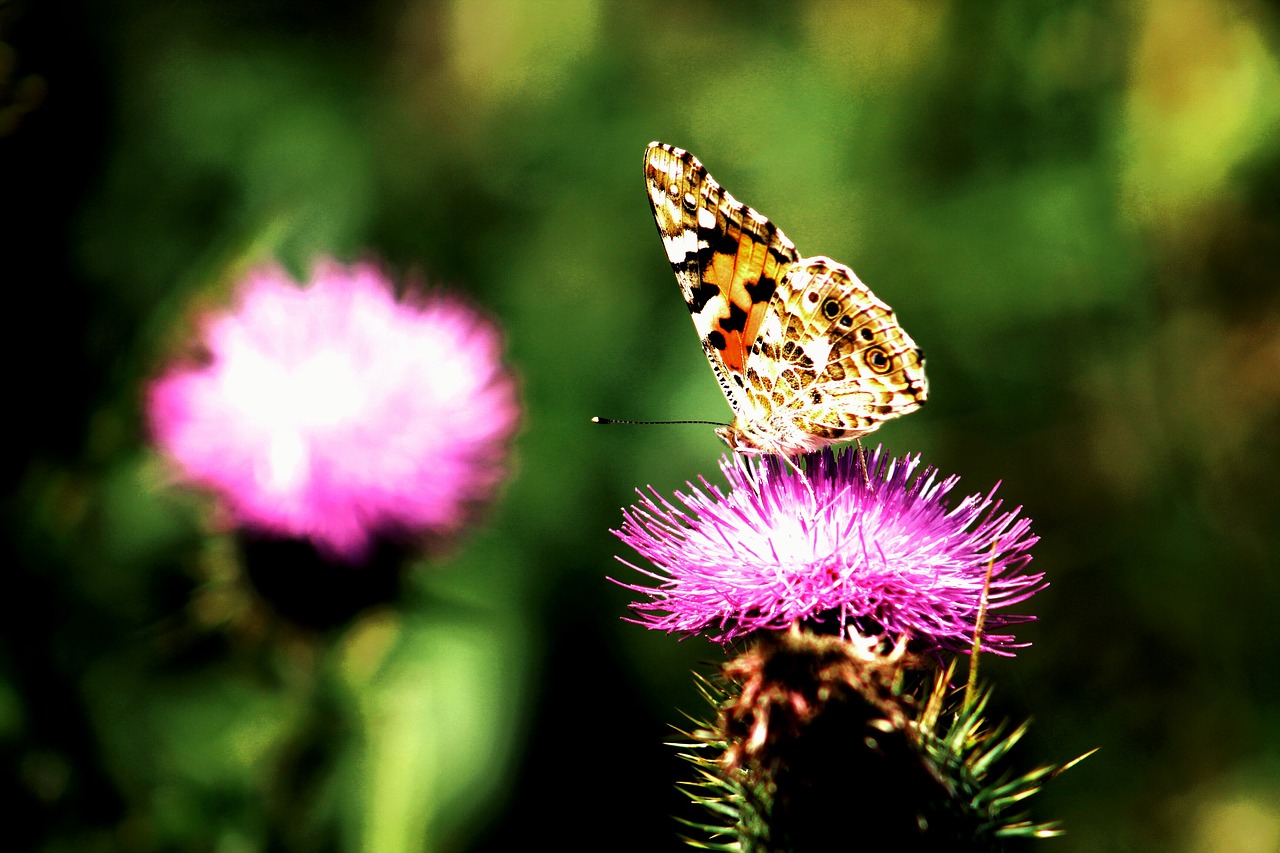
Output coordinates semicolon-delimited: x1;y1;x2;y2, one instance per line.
4;0;1280;850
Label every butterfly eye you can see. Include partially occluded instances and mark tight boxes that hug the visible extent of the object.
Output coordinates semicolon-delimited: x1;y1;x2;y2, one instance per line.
866;348;891;373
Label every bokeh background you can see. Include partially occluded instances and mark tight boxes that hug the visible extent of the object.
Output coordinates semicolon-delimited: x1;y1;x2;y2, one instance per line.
5;0;1280;850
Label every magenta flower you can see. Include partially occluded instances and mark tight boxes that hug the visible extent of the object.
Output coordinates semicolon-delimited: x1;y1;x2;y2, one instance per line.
614;447;1043;654
147;258;519;562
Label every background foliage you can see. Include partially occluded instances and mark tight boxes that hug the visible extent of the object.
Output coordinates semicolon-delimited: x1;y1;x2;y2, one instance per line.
4;0;1280;851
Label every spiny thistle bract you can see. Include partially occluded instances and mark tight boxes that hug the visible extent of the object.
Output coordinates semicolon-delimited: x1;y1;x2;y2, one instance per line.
673;628;1086;852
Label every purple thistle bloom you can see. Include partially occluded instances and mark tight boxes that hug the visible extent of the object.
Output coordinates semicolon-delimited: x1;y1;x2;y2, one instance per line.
614;447;1044;654
147;258;519;562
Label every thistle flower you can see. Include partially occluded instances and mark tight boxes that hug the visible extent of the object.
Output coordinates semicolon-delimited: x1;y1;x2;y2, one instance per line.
147;258;519;563
615;447;1042;654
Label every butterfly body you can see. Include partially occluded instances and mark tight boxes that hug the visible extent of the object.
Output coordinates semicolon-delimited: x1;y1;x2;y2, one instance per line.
644;141;928;457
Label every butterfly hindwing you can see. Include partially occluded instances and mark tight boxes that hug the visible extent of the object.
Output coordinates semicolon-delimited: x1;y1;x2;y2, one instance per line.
644;142;798;413
746;258;927;442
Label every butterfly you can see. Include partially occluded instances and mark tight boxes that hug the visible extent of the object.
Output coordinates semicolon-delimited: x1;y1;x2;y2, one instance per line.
643;141;928;457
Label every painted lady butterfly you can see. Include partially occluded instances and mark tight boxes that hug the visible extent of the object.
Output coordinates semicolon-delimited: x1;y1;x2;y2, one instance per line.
644;141;928;457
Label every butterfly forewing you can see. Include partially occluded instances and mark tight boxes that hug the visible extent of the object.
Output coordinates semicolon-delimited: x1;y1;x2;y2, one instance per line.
644;142;798;413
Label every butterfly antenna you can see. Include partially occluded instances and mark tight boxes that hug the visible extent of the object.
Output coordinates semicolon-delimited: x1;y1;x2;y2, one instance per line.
591;416;730;427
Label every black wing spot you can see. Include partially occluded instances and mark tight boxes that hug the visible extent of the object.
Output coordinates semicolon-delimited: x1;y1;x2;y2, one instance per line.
687;279;719;314
704;222;739;255
706;330;727;351
859;327;874;341
822;298;841;320
721;302;748;333
745;277;775;303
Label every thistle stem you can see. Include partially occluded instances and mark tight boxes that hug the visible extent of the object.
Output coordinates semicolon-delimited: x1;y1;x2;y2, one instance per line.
964;539;999;714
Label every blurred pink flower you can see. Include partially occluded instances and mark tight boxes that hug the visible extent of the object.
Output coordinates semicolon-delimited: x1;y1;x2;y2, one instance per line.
148;259;519;561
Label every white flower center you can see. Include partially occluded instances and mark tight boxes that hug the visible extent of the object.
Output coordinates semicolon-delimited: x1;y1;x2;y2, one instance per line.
230;346;369;496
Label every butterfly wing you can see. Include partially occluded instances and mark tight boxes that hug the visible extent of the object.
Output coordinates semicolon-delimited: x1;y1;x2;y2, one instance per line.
644;142;799;415
744;256;928;446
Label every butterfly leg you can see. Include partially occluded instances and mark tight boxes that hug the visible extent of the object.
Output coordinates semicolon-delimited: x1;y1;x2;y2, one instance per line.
740;446;818;505
784;451;818;505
